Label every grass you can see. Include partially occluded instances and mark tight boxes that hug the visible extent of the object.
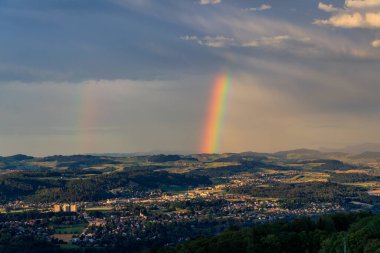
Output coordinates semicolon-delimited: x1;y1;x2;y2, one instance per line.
53;234;74;242
85;206;113;212
253;197;280;201
159;167;192;174
286;172;329;183
54;223;87;234
257;184;271;188
308;163;325;167
204;162;240;168
0;208;47;214
287;164;305;167
335;170;369;174
343;181;380;188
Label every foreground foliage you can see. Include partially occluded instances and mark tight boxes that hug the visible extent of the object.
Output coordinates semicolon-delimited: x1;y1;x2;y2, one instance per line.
0;212;379;252
160;212;380;253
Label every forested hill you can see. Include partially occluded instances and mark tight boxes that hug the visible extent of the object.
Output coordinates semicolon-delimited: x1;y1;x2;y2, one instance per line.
0;170;211;203
160;212;380;253
0;151;377;204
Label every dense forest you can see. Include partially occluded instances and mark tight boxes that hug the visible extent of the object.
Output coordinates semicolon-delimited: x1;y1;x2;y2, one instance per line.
228;182;378;208
330;173;380;183
0;169;211;203
189;161;293;178
160;212;380;253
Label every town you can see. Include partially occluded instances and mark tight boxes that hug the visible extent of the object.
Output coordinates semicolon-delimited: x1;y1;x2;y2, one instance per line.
1;157;378;251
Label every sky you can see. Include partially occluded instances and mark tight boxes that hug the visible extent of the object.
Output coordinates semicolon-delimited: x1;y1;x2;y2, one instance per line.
1;0;380;156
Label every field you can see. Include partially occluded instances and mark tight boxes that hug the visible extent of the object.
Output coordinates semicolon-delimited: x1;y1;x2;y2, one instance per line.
344;181;380;188
85;206;113;212
335;169;370;174
53;234;74;242
286;172;330;183
0;208;47;214
54;223;87;234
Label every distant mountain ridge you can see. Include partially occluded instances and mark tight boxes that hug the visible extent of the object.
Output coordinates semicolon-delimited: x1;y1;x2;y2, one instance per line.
320;143;380;154
3;146;380;165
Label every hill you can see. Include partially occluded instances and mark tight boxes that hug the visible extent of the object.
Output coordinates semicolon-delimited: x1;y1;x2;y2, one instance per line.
161;212;379;253
273;149;324;160
349;151;380;160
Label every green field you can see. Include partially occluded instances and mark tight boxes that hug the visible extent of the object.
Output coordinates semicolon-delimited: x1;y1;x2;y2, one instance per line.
343;181;380;188
85;206;113;212
0;208;47;214
286;172;330;183
54;223;87;234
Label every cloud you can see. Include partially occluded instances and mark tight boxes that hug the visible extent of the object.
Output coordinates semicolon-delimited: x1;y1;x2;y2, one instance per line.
4;0;380;155
345;0;380;9
372;39;380;47
180;4;375;58
315;1;380;28
242;35;311;48
181;33;336;55
0;77;208;155
181;34;312;50
180;35;234;47
199;0;221;5
318;2;340;12
244;4;271;12
116;0;376;59
314;12;380;28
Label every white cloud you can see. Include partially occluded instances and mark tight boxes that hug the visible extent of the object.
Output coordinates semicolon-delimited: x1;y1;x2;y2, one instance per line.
180;35;198;41
199;0;221;5
242;35;311;48
182;34;312;49
119;0;379;59
314;12;380;28
372;39;380;47
180;35;234;47
245;4;271;12
318;2;340;12
202;36;234;47
345;0;380;9
315;1;380;28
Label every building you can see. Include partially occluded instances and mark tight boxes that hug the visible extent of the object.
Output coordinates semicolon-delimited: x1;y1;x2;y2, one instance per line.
62;204;71;212
70;204;78;212
368;190;380;196
52;204;78;213
53;204;62;213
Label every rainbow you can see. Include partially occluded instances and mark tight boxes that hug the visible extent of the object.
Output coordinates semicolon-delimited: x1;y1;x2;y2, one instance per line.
201;72;231;154
79;82;98;150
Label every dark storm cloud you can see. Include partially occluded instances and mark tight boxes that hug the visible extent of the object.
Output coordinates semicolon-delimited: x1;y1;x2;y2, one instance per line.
1;0;380;155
